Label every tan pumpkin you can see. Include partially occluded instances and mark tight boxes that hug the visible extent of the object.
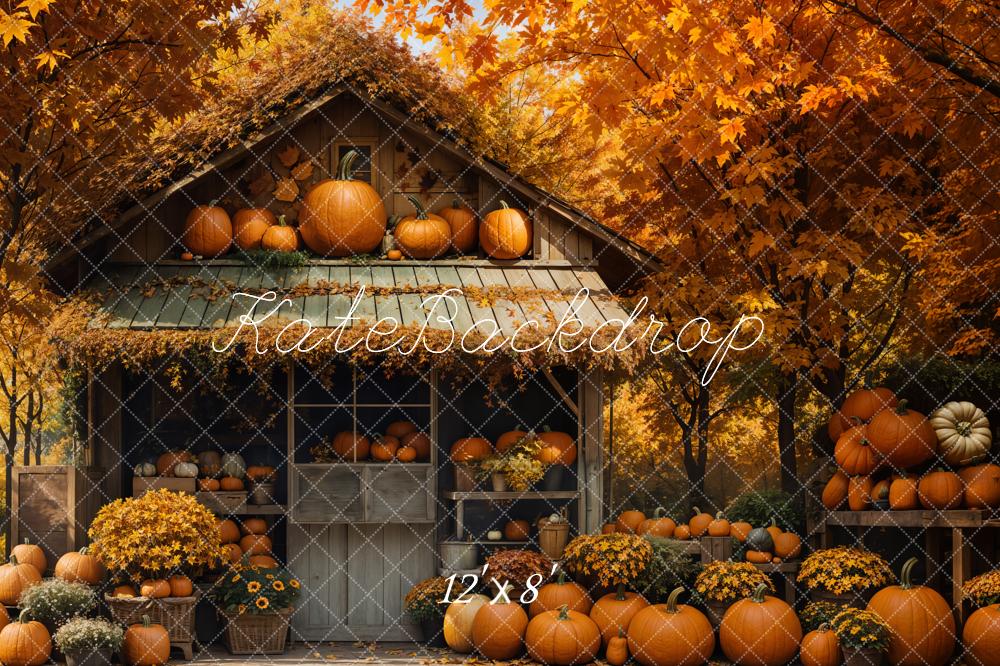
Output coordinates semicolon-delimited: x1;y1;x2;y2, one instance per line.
889;474;920;510
139;579;170;599
394;195;451;259
930;401;991;466
480;201;532;259
0;557;41;605
615;510;646;534
590;586;649;647
959;463;1000;509
472;594;529;660
0;613;51;666
525;607;601;666
182;204;232;257
719;583;802;666
822;470;850;509
10;540;45;576
443;594;489;653
627;588;714;666
332;431;370;462
261;215;301;252
800;624;841;666
123;615;169;666
54;548;104;584
917;469;964;509
437;199;478;253
299;150;386;256
529;571;593;617
867;400;937;469
232;208;276;250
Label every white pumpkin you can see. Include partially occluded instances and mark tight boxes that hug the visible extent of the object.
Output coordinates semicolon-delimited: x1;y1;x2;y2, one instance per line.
486;530;503;541
220;453;246;479
134;462;156;477
930;401;992;466
173;462;199;478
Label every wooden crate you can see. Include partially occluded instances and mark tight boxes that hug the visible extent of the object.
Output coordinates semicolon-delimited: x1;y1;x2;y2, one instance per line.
132;476;195;497
11;466;104;573
196;491;248;513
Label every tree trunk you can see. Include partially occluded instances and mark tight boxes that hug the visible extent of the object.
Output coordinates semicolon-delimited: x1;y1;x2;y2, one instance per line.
3;451;12;558
681;427;709;512
777;373;799;495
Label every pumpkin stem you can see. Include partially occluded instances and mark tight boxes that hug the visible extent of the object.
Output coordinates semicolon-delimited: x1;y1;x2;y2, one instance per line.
22;538;29;545
277;214;287;227
715;511;725;519
337;150;360;180
9;555;17;565
405;194;429;220
498;200;510;210
142;614;152;628
614;583;627;601
450;198;463;209
895;399;909;414
557;604;570;620
692;506;702;516
79;547;89;555
18;609;30;623
751;582;769;603
665;587;684;613
654;507;666;519
556;570;568;585
818;622;831;632
900;557;918;590
387;214;401;230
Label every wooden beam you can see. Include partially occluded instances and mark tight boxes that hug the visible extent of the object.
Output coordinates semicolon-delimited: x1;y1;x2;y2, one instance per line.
543;369;580;418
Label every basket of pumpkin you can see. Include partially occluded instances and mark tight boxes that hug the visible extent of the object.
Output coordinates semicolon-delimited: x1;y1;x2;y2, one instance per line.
89;489;226;657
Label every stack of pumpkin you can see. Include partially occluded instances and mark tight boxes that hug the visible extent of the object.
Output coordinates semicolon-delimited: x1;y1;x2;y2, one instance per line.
134;450;267;494
439;571;807;666
822;389;999;512
449;428;578;472
310;421;431;462
0;540;106;606
216;518;278;569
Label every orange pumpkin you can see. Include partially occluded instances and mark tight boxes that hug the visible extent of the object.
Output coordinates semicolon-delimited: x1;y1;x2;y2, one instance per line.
834;426;881;475
730;521;752;542
245;465;275;481
395;446;418;462
867;557;955;666
401;432;431;460
627;587;714;666
155;450;192;476
386;421;418;438
772;531;802;560
841;386;898;422
54;548;104;584
113;584;137;598
167;575;193;597
248;555;278;568
536;428;577;466
179;252;194;261
10;541;45;576
139;579;170;599
239;535;272;556
0;613;51;666
332;431;370;461
590;586;649;647
719;583;802;666
182;204;232;257
745;550;772;564
673;524;692;540
601;523;616;535
917;469;964;509
471;595;528;660
480;201;532;259
299;150;386;256
637;508;676;538
218;519;241;544
504;520;531;541
219;476;244;491
241;518;268;535
223;543;242;564
889;474;920;510
437;199;478;253
497;430;531;453
848;475;874;511
370;435;400;461
528;571;593;617
615;510;646;534
525;607;601;666
963;604;1000;666
261;215;301;252
450;437;493;463
959;463;1000;509
800;625;842;666
386;249;402;260
707;512;731;537
123;615;169;666
827;411;853;443
394;195;452;259
198;478;220;491
232;208;276;250
822;470;850;509
605;630;629;666
0;557;41;605
867;400;937;469
688;507;713;537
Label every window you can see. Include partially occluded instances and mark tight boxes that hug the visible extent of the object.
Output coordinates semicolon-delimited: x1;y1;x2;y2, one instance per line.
334;142;375;184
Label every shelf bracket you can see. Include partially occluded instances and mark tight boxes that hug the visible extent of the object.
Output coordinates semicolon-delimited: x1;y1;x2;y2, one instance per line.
542;369;580;418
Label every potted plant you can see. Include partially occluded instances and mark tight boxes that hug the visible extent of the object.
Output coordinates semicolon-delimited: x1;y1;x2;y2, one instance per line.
633;536;700;603
18;579;98;636
449;437;493;491
482;549;553;599
830;607;891;666
210;561;301;654
799;600;845;631
477;436;546;492
694;560;776;628
561;533;653;599
797;547;894;606
403;577;450;647
962;569;1000;666
54;618;124;666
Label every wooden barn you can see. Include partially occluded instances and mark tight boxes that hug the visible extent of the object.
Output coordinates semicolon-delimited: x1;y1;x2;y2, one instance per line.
40;24;660;644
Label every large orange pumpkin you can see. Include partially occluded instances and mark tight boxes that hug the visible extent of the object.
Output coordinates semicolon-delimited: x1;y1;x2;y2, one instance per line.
615;510;646;534
218;519;241;544
889;474;920;510
443;594;489;653
719;583;802;666
963;604;1000;666
917;469;964;509
239;534;272;556
155;450;193;476
394;195;451;259
261;215;301;252
182;204;232;257
496;430;530;453
241;518;268;535
636;508;675;538
472;597;529;660
590;586;649;647
123;615;169;666
841;387;898;422
232;208;276;250
834;426;881;475
800;625;841;666
0;557;41;605
847;475;874;511
167;575;193;598
960;463;1000;509
773;531;802;560
10;541;45;576
627;587;715;666
867;400;937;469
0;613;51;666
480;202;532;259
688;507;713;537
450;437;493;463
437;199;478;253
386;421;418;439
529;571;593;617
822;470;851;509
400;432;431;460
525;607;601;666
332;431;370;461
536;428;577;466
299;150;386;256
54;548;104;584
867;557;955;666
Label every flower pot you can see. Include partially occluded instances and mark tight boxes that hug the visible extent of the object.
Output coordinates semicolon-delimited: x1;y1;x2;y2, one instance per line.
843;647;883;666
454;464;476;492
418;617;446;647
490;472;508;492
222;608;293;655
438;541;477;571
809;588;867;607
539;465;566;490
703;599;731;629
538;521;570;559
64;648;114;666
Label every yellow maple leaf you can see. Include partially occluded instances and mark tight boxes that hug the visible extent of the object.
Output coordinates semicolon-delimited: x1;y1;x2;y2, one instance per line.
16;0;51;20
34;49;66;73
291;160;314;181
743;15;776;48
718;116;746;144
273;178;299;202
0;9;34;47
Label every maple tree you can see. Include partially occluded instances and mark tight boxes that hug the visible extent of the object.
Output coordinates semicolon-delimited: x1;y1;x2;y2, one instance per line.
362;0;999;494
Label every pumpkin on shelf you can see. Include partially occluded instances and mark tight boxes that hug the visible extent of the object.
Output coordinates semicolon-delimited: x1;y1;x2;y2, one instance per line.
394;195;452;259
590;586;649;647
719;582;802;666
822;470;851;509
772;530;802;560
386;249;402;260
198;478;221;492
497;430;531;453
626;588;715;666
395;446;418;462
707;512;730;537
401;432;431;460
800;624;842;666
437;199;478;254
299;149;386;256
672;524;691;540
331;432;371;462
245;465;276;482
930;401;992;466
917;469;964;510
745;550;773;564
261;215;301;252
196;450;222;478
167;575;193;598
232;208;277;251
443;594;489;653
241;518;268;535
139;579;170;599
730;520;752;542
636;508;675;538
155;451;192;477
529;572;593;617
615;510;646;534
182;203;232;258
218;519;241;544
123;615;169;666
536;428;577;466
386;421;418;439
370;436;400;462
472;590;529;660
888;474;919;510
173;461;198;478
11;540;45;576
219;476;245;491
524;606;601;666
0;556;41;605
480;201;533;259
847;475;874;511
239;534;272;556
867;400;937;469
834;426;881;476
220;453;246;479
744;526;774;553
0;613;51;666
450;437;493;463
112;584;137;598
54;548;104;584
504;520;531;542
960;463;1000;509
133;462;156;477
687;507;713;537
840;386;898;422
223;544;242;564
867;557;955;666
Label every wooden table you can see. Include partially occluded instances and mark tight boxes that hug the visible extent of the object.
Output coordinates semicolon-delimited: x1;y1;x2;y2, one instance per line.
820;510;1000;622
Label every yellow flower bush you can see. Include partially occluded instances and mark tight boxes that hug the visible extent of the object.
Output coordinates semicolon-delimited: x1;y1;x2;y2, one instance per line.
403;576;451;622
212;562;300;615
831;608;891;650
963;569;1000;606
797;547;894;595
89;489;226;579
695;561;775;603
562;534;652;589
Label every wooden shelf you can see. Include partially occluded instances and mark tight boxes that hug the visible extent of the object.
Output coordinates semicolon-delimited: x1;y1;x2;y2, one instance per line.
442;490;580;501
293;403;432;409
214;504;287;516
824;509;993;529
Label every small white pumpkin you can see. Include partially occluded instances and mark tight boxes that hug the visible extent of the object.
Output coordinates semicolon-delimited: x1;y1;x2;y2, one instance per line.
547;512;564;524
134;462;156;477
220;453;246;479
930;401;992;466
173;462;199;478
486;530;503;541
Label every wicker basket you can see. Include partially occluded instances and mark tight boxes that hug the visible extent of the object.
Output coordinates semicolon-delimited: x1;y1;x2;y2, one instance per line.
221;608;293;655
105;594;198;643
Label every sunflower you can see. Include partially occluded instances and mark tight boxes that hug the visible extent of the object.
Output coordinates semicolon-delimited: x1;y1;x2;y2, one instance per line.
289;579;300;589
247;581;262;593
272;580;285;591
255;596;270;610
